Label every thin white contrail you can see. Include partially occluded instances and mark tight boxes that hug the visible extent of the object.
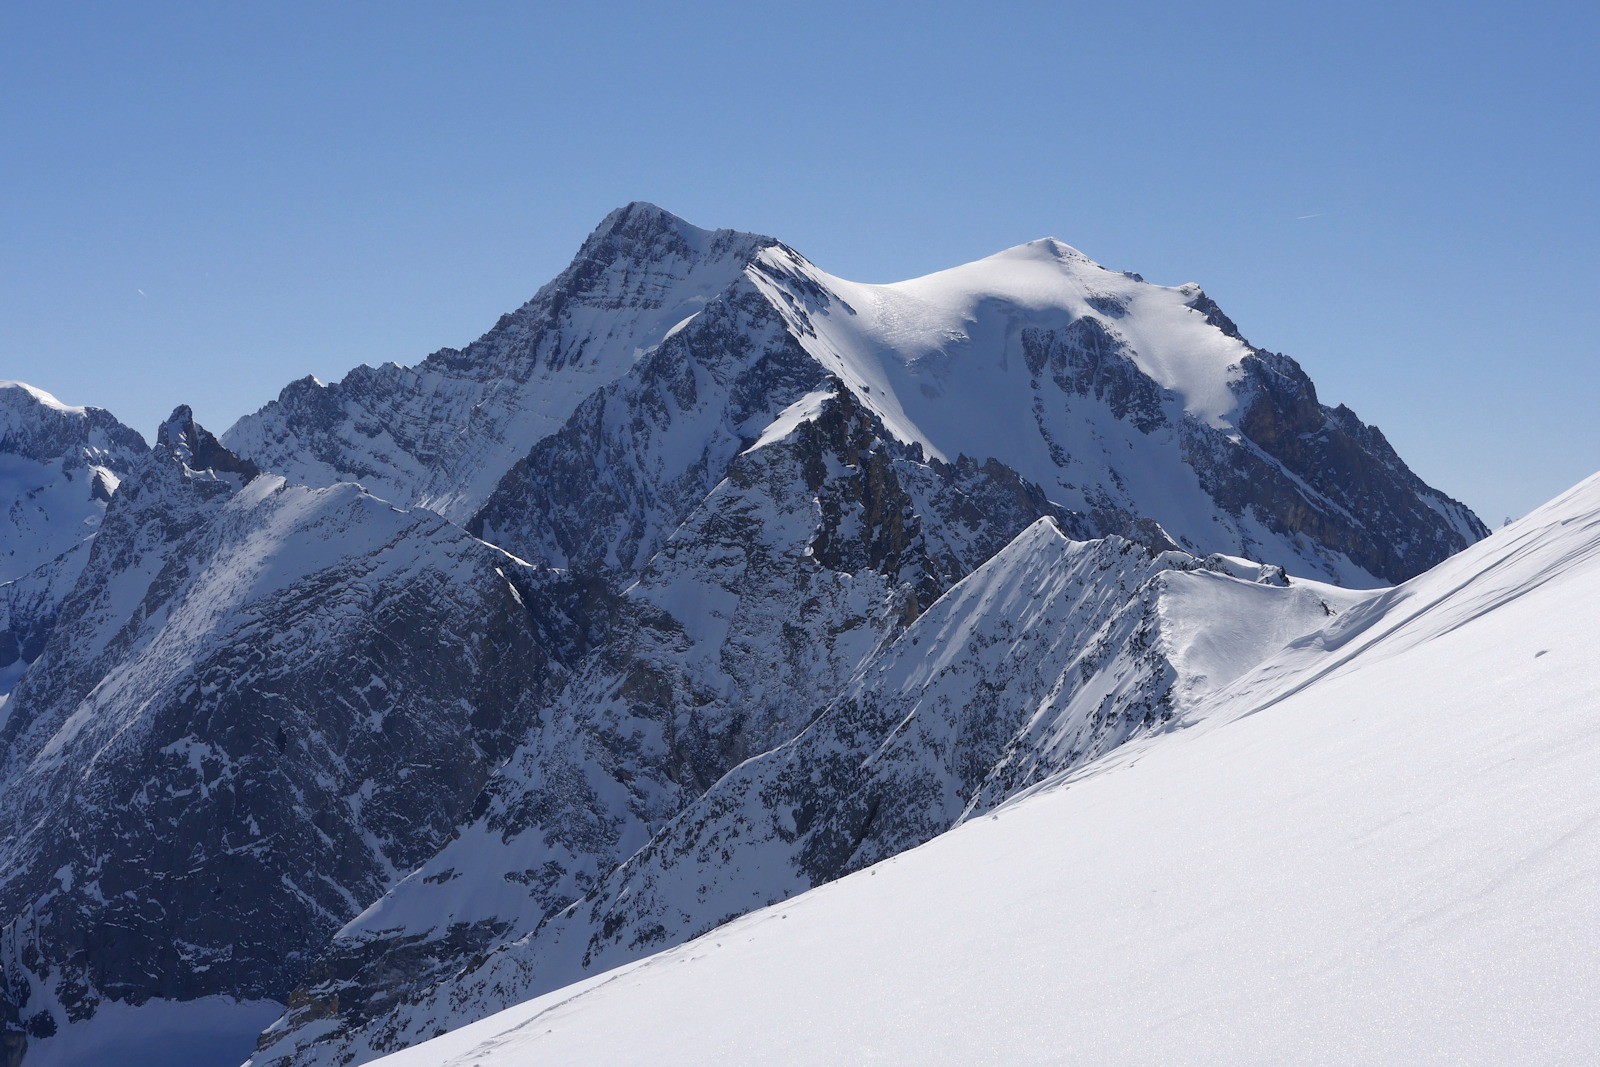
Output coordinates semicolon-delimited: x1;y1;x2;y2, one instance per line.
1296;213;1324;220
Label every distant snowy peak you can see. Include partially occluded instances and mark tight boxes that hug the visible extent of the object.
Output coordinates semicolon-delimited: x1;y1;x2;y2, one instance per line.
1;383;147;691
155;404;260;484
738;236;1484;583
222;203;779;521
470;205;1480;585
227;202;1480;582
0;381;144;499
750;236;1251;427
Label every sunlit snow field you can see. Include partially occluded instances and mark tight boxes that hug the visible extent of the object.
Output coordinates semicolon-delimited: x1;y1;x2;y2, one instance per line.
380;476;1600;1066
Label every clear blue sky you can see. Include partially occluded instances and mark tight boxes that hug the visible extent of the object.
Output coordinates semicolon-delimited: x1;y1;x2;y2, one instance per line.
3;2;1595;525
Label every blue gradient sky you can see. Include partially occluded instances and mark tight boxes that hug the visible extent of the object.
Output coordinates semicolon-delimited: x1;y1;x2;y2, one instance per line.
3;2;1595;525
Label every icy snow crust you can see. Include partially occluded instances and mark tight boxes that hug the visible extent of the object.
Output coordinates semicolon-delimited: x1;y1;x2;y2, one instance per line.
378;473;1600;1066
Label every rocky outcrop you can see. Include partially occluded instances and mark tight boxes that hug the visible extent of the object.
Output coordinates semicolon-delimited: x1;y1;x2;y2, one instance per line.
223;204;779;521
0;414;572;1060
0;383;147;692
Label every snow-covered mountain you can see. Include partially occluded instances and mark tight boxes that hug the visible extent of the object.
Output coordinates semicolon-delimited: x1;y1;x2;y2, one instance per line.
243;204;1485;1067
374;468;1600;1067
227;203;1481;587
0;383;146;696
0;204;1495;1065
223;204;776;523
466;219;1482;587
269;515;1369;1065
0;410;578;1066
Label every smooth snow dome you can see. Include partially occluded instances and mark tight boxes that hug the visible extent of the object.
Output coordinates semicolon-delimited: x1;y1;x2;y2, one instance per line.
0;380;87;416
750;238;1247;452
737;237;1412;585
378;473;1600;1066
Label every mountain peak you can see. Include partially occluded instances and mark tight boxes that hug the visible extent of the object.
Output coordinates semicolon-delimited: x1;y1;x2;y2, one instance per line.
575;201;776;268
600;199;687;230
0;379;87;416
156;404;258;482
1019;236;1099;265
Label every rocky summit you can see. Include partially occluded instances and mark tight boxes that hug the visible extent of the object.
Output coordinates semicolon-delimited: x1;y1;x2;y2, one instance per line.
0;205;1486;1065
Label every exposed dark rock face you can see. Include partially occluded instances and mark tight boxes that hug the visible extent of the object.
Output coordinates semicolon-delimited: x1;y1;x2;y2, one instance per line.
1021;320;1168;433
468;279;831;570
1184;350;1487;584
155;404;260;483
223;203;780;522
0;416;572;1059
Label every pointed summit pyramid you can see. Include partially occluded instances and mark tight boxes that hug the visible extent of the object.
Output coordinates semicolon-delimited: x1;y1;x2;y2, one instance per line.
223;204;777;520
225;204;1482;584
155;405;259;482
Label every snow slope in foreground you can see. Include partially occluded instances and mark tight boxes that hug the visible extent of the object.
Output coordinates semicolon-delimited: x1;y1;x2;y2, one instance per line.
377;472;1600;1066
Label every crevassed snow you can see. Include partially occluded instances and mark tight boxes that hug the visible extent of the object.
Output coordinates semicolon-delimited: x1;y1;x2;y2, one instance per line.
378;470;1600;1066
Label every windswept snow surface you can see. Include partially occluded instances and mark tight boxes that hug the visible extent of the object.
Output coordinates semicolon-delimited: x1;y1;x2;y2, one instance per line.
758;238;1248;437
379;472;1600;1066
744;243;1260;558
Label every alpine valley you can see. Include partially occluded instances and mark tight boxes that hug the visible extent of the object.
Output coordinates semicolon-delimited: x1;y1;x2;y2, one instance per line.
11;203;1589;1066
